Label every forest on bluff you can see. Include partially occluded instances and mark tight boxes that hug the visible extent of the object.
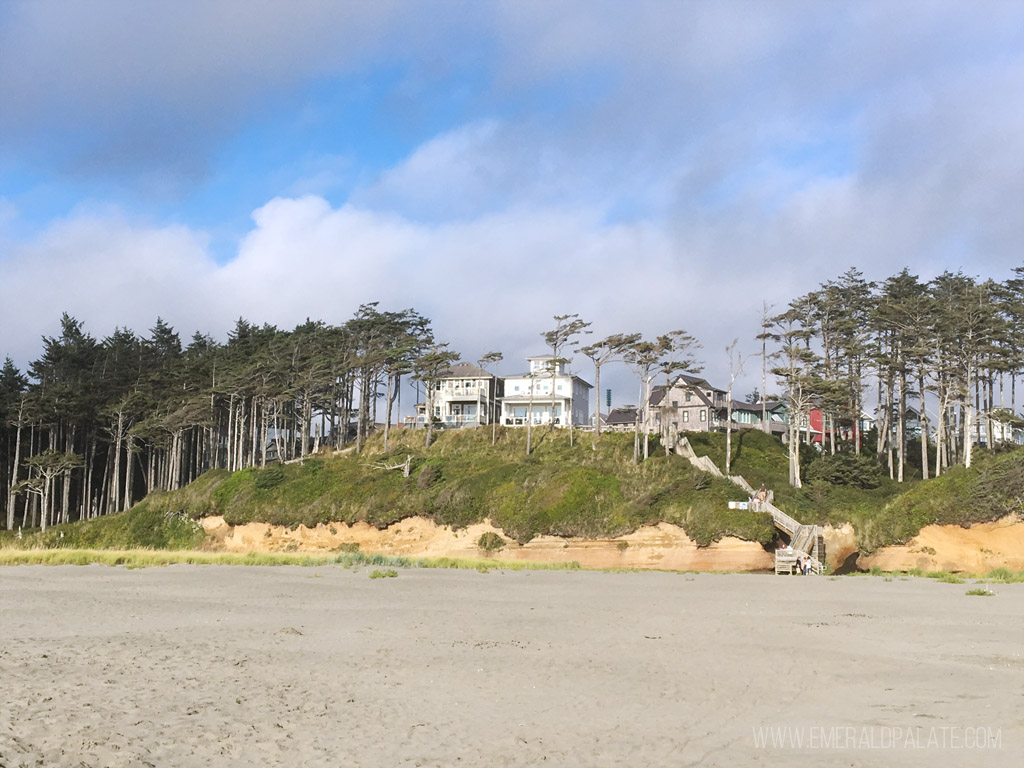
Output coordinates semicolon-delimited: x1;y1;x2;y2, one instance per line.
2;266;1023;533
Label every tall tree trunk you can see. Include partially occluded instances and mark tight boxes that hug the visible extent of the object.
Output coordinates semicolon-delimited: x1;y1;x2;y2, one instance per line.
642;373;651;461
226;395;235;471
6;409;23;530
853;360;863;454
788;411;800;487
897;370;906;483
918;372;929;481
964;362;975;469
123;436;134;511
987;374;995;447
112;411;124;514
383;374;394;451
40;477;51;533
62;428;74;524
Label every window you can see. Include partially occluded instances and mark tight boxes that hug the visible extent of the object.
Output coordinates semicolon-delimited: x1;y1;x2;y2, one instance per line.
433;406;440;417
683;412;689;422
671;400;678;408
685;392;692;402
514;385;520;392
700;409;707;421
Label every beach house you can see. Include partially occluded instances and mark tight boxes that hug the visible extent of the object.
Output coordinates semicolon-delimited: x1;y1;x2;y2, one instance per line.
499;356;592;427
646;373;728;434
414;361;504;428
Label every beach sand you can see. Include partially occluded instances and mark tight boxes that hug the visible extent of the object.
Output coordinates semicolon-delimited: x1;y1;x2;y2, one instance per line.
1;566;1021;767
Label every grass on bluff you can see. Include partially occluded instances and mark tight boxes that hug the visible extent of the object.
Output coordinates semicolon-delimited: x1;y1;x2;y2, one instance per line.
230;426;775;546
5;427;775;553
680;430;1024;554
834;446;1024;553
9;425;1023;558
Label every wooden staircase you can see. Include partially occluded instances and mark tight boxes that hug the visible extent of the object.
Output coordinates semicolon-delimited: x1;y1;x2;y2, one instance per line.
675;437;826;575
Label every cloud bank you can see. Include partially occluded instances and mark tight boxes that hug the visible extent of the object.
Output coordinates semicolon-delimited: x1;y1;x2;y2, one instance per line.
1;1;1023;402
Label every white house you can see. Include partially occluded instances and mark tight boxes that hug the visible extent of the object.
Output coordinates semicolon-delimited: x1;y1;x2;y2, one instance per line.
414;362;504;428
500;356;592;427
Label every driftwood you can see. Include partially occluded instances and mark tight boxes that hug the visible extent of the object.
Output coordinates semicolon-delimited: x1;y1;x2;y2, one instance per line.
365;454;412;478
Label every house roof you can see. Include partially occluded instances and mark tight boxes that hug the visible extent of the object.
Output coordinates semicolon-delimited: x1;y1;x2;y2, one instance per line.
605;407;638;425
441;362;494;379
674;372;719;390
649;382;716;408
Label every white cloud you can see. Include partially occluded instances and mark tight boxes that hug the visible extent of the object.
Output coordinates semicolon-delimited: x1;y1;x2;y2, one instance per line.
6;167;1020;406
2;1;1024;404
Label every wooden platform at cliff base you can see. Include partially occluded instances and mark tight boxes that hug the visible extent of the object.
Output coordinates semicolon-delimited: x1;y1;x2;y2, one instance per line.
675;437;825;575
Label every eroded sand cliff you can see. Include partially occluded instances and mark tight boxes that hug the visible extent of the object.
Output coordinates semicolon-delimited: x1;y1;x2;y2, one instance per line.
201;513;1024;573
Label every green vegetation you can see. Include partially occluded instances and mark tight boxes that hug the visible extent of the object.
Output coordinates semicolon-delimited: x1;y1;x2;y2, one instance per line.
803;452;883;489
51;427;773;550
0;503;208;551
965;588;995;596
6;424;1024;561
925;571;965;584
831;447;1024;553
0;548;582;571
692;429;1024;555
368;568;398;578
477;532;506;553
855;565;1024;582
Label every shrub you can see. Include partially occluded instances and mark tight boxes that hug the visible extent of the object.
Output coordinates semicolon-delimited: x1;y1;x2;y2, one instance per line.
925;571;964;583
369;569;398;579
985;567;1014;582
804;452;883;489
477;531;506;553
417;464;441;490
254;466;286;490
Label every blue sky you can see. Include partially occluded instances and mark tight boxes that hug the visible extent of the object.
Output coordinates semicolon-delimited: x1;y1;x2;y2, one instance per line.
2;0;1023;404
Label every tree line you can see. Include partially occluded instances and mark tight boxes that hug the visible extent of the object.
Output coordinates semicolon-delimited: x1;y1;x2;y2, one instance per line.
3;264;1022;529
0;304;707;530
768;266;1024;487
0;304;450;531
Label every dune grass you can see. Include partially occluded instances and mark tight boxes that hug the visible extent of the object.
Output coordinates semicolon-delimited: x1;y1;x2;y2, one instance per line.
978;567;1024;583
0;546;582;571
858;565;1024;582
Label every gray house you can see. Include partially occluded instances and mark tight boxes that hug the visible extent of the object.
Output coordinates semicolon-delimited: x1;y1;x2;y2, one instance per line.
647;374;728;435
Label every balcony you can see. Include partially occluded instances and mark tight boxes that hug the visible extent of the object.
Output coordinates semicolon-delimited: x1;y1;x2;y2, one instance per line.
440;384;490;398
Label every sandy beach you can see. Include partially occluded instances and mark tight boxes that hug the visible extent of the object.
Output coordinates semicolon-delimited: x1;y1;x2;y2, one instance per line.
1;566;1021;767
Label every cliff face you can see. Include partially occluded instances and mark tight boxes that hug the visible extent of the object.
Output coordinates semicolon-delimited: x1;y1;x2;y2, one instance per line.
201;516;775;572
860;515;1024;573
201;513;1024;574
